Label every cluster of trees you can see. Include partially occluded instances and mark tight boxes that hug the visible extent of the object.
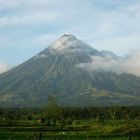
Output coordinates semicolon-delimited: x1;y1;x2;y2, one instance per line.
0;96;140;126
0;106;140;124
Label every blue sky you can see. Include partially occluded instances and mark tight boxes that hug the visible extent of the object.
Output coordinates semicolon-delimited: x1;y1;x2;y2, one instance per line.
0;0;140;71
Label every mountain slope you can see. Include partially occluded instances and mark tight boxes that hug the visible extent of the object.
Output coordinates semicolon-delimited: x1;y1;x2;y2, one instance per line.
0;34;140;107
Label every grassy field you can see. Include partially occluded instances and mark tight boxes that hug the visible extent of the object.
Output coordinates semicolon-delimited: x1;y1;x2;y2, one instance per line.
0;132;140;140
0;107;140;139
0;119;140;140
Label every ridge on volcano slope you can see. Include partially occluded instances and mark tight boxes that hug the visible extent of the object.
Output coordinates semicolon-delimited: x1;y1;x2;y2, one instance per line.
0;34;140;107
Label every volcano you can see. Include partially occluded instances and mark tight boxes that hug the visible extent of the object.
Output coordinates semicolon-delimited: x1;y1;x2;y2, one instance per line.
0;34;140;107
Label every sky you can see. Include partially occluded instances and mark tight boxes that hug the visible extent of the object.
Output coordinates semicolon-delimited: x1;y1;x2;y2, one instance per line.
0;0;140;73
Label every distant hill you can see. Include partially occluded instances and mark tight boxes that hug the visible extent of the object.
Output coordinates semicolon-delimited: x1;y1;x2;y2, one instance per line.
0;34;140;107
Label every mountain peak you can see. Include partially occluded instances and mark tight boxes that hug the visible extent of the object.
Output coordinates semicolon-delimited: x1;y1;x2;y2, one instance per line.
61;33;77;39
46;34;102;56
49;33;81;52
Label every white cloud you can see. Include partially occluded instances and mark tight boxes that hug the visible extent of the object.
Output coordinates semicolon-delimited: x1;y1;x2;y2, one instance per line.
0;0;57;10
0;0;19;9
79;50;140;76
0;61;11;74
0;10;64;27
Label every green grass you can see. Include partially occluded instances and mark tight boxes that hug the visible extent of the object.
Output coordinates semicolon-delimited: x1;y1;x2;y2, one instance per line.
0;119;140;139
0;132;140;140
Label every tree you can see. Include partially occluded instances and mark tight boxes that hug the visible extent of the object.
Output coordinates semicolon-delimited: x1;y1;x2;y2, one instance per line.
108;107;118;125
45;94;61;125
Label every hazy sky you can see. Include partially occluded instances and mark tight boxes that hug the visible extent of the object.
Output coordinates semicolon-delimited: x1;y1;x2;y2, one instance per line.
0;0;140;68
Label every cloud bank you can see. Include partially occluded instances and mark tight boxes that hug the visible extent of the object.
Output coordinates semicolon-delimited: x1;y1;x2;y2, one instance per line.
79;51;140;76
